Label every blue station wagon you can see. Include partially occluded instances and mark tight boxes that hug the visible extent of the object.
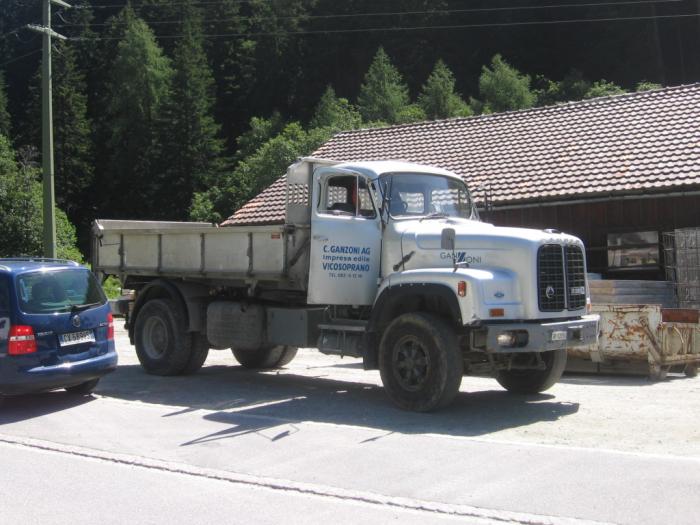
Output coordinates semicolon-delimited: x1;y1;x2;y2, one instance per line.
0;258;118;395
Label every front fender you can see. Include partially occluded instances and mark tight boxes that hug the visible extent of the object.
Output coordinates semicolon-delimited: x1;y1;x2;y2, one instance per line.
378;268;523;324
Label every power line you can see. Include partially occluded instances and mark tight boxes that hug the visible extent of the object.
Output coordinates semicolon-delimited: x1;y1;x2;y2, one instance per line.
58;0;688;26
70;11;700;40
0;48;41;68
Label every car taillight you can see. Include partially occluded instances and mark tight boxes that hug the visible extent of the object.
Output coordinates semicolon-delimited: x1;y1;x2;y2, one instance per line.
107;313;114;341
8;325;37;355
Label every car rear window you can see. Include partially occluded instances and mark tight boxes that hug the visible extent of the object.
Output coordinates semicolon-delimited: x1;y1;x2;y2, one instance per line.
16;269;107;314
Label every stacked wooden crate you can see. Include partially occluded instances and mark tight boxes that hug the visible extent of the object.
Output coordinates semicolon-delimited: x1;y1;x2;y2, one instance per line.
588;279;677;308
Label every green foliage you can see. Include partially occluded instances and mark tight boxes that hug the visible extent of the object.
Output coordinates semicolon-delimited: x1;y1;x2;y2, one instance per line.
101;275;122;300
478;54;536;113
190;123;333;223
310;86;362;131
535;70;592;106
235;112;286;161
636;81;662;92
418;60;471;120
52;41;95;227
584;80;627;99
0;73;10;137
161;4;227;217
102;10;174;219
0;134;82;260
357;48;411;124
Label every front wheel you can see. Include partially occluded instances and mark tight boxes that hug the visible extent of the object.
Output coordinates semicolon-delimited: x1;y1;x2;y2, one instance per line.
232;346;298;369
496;349;567;394
379;312;463;412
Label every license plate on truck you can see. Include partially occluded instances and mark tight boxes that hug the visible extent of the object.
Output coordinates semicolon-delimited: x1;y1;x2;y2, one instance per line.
59;330;95;347
551;330;568;342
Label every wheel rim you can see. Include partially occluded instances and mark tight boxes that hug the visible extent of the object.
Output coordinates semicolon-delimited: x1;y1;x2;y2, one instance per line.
392;335;430;391
143;316;169;359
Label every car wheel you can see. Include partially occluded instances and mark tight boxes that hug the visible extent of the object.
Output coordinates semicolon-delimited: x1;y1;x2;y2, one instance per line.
232;346;298;369
65;378;100;395
134;299;192;376
379;312;463;412
684;364;698;378
496;349;567;394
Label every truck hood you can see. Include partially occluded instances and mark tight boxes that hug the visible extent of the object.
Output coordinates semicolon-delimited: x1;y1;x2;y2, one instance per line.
396;217;582;271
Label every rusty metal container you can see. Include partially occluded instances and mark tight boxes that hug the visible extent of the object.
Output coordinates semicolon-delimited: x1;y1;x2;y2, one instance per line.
569;304;700;379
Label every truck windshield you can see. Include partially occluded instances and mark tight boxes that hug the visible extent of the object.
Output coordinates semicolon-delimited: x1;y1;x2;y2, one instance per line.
379;173;476;220
16;269;107;314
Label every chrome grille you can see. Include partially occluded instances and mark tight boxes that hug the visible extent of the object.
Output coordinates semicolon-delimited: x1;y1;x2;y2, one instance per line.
538;245;566;311
565;246;586;310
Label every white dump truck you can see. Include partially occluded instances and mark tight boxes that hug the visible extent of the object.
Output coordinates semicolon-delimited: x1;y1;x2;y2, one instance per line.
93;158;598;411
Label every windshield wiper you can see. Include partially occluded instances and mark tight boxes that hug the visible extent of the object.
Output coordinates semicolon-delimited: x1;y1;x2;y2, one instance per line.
70;302;102;314
419;212;449;222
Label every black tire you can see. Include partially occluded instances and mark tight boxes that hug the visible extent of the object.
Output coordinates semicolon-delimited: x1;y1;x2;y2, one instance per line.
65;378;100;395
134;298;192;376
378;312;463;412
181;334;210;375
684;364;698;378
232;346;298;369
496;349;567;394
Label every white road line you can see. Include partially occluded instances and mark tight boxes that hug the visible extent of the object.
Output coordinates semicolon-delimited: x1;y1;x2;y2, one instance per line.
0;434;612;525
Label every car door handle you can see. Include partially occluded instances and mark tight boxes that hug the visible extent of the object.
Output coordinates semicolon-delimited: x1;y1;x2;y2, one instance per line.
313;235;328;242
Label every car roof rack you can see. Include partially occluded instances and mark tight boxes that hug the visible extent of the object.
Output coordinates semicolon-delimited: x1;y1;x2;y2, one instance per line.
0;257;80;266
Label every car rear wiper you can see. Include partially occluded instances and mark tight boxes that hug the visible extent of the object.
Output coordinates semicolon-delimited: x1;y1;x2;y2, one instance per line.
70;302;102;314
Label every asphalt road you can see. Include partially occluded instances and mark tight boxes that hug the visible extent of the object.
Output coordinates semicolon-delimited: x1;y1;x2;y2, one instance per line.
1;325;699;524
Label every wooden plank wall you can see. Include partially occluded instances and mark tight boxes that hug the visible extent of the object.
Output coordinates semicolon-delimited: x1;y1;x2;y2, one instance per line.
484;194;700;279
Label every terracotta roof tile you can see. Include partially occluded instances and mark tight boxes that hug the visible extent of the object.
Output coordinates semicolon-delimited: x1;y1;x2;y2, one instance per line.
224;84;700;226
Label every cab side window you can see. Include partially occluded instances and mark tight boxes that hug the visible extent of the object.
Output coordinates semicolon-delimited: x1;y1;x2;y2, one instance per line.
320;175;376;219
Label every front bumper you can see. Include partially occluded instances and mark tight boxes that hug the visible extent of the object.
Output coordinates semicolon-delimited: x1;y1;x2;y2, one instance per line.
485;315;599;353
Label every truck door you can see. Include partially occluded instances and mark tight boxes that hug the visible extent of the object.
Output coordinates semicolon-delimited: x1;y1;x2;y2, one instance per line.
308;168;382;305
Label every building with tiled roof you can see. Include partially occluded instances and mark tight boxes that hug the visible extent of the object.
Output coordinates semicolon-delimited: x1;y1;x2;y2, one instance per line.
225;84;700;277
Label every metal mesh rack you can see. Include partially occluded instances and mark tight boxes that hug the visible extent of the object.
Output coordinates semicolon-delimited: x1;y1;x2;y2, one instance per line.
663;228;700;308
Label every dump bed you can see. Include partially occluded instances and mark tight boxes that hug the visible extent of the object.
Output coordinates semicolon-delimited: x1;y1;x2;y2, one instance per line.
92;220;310;290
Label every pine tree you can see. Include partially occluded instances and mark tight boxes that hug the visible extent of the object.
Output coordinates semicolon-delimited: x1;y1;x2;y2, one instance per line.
163;3;226;218
478;54;536;113
102;11;174;219
0;73;10;137
310;86;362;131
357;47;411;124
418;60;471;120
52;41;94;227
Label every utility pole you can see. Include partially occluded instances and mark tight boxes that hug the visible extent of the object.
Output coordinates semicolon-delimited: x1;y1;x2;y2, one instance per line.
27;0;70;259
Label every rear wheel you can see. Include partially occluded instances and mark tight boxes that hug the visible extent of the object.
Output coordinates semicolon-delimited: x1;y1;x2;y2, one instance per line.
134;298;192;376
496;349;567;394
65;378;100;395
232;346;298;369
379;312;463;412
684;364;698;378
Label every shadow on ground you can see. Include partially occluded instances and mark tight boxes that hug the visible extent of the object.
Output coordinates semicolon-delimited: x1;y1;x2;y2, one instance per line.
0;392;95;424
79;363;582;445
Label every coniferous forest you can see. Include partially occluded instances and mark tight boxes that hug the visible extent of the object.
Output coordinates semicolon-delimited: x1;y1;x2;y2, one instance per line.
1;0;699;258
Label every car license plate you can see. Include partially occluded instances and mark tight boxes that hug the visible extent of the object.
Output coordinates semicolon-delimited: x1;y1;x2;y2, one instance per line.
551;330;568;342
59;330;95;347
